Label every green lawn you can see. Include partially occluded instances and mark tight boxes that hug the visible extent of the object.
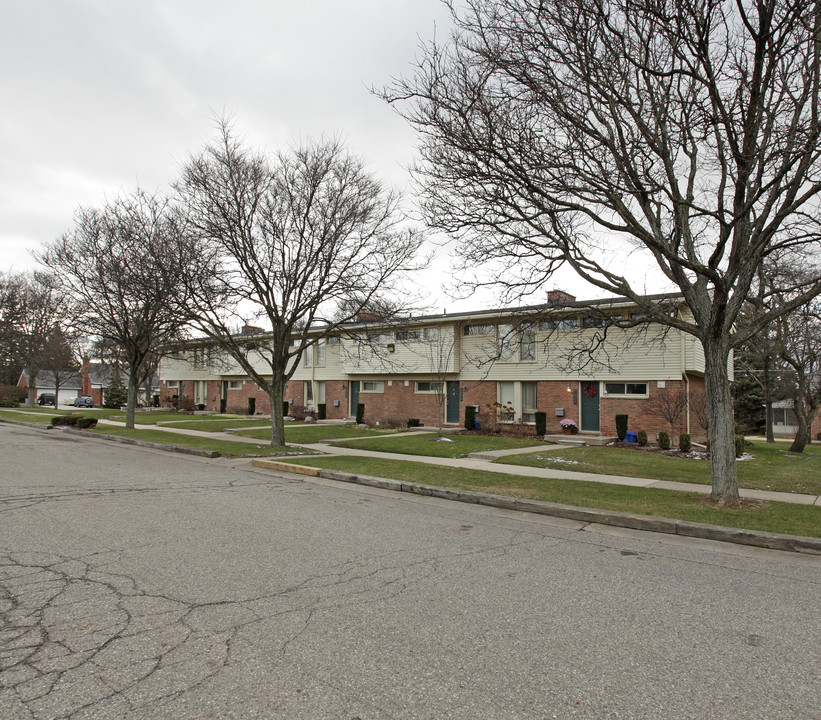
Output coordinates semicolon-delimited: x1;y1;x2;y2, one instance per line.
331;432;543;458
238;425;401;443
87;426;319;458
495;441;821;495
106;411;248;425
159;418;271;432
279;455;821;538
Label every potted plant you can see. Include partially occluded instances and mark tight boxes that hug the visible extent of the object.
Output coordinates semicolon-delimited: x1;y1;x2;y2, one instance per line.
559;418;578;434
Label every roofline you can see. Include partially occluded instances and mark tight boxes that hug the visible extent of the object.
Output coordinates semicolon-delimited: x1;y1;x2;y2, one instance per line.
170;291;687;345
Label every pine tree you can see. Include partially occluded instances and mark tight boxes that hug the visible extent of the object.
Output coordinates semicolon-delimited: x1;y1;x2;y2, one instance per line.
104;365;127;408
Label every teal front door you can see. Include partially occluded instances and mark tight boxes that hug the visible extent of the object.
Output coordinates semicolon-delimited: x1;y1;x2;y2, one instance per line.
446;381;460;424
349;381;360;417
580;381;600;432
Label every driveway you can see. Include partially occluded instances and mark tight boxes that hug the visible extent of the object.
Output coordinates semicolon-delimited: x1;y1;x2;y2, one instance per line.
1;424;820;719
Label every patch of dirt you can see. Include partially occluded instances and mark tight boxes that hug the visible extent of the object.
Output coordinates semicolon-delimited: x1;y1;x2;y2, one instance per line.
697;496;764;510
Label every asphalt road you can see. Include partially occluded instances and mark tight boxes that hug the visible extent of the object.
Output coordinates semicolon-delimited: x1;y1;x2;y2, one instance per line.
1;423;820;720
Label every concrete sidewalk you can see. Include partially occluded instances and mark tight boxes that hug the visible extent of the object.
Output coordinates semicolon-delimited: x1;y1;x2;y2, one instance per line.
291;441;821;506
4;410;819;507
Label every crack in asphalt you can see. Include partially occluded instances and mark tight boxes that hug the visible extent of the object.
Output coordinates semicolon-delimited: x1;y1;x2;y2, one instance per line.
0;520;540;719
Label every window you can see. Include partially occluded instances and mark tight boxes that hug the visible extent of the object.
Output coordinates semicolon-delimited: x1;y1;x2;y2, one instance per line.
416;381;443;394
167;380;179;389
423;327;438;340
498;382;516;421
362;381;385;393
521;382;537;423
604;382;648;396
583;315;609;328
328;335;341;345
192;347;209;369
464;324;494;336
539;317;579;330
228;380;242;391
773;407;798;426
498;323;516;361
396;330;421;341
368;332;392;343
520;323;536;361
303;344;313;367
315;339;325;367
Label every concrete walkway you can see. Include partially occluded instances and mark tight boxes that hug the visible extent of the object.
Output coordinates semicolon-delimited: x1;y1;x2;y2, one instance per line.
4;410;818;506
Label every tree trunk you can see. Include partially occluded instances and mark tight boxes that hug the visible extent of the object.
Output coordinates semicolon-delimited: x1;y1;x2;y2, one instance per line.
764;401;775;443
704;343;740;501
27;371;38;406
125;374;138;430
268;377;286;447
789;397;809;453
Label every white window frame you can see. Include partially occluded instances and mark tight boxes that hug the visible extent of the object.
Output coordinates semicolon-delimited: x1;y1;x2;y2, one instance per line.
396;330;421;342
520;323;536;362
464;324;494;336
415;381;444;394
227;380;242;391
423;327;438;341
167;380;179;389
540;317;579;330
603;382;649;397
361;381;385;393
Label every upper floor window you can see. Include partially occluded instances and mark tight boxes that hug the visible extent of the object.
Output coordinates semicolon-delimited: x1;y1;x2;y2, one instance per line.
498;323;516;361
303;340;326;367
423;327;438;340
539;317;579;330
464;324;494;336
520;323;536;361
396;330;421;342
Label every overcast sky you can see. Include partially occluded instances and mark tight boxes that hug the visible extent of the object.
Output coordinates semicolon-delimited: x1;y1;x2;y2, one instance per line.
1;1;666;312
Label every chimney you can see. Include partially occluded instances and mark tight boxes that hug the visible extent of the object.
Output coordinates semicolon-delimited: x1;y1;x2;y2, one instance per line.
547;290;576;304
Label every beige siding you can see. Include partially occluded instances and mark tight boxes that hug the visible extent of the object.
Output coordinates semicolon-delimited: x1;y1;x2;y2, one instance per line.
460;326;686;381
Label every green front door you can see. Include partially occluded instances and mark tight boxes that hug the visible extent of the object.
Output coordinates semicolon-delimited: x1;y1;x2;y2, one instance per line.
446;381;460;424
349;381;360;417
580;381;600;432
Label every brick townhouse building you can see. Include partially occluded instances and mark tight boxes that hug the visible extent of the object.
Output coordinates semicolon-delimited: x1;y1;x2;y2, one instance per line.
158;291;728;441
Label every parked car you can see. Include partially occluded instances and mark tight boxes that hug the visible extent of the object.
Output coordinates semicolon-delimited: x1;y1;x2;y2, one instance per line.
37;394;56;406
73;396;94;408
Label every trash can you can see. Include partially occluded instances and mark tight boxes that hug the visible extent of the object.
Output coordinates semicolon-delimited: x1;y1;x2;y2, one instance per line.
624;431;637;443
474;419;481;430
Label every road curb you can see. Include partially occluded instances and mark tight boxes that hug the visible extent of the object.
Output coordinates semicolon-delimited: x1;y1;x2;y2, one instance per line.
251;458;821;555
67;429;221;458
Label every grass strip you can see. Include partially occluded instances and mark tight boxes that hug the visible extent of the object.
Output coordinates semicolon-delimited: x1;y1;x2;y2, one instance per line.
495;441;821;495
86;426;320;458
331;433;543;458
280;455;821;538
239;425;401;443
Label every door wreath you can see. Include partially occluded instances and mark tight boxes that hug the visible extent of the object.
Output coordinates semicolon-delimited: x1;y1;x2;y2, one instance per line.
583;383;598;398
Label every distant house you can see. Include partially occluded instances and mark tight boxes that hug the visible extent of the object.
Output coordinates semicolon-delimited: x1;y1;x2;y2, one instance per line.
17;357;118;407
16;367;83;406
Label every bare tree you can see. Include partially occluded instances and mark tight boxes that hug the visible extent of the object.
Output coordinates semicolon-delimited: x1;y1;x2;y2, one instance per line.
646;385;689;444
770;285;821;453
176;121;424;447
41;325;80;407
41;189;199;428
0;272;70;405
386;0;821;501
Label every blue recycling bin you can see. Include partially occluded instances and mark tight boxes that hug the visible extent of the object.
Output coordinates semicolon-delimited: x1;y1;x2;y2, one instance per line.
474;419;481;430
624;431;637;443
